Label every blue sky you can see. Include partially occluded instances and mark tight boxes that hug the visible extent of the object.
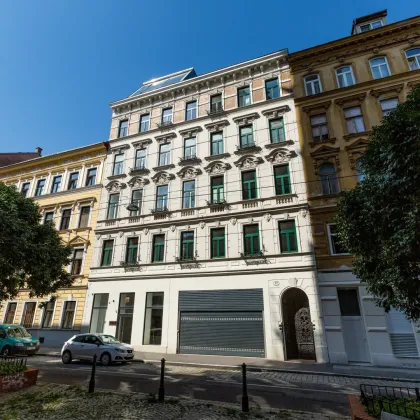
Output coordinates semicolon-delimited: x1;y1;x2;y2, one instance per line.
0;1;418;155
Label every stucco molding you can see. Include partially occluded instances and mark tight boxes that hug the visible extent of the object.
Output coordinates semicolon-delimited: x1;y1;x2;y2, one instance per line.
176;166;202;179
151;171;175;185
132;138;153;148
233;155;264;169
110;144;130;154
301;100;332;114
264;148;296;164
155;132;177;143
204;120;230;132
232;112;260;126
178;126;203;137
203;161;232;174
334;92;366;106
261;105;290;119
310;145;341;175
345;138;370;169
105;180;127;192
370;83;405;98
127;176;150;188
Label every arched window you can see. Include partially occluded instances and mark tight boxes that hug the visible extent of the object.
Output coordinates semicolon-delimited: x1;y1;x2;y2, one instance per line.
336;66;355;88
406;48;420;71
304;74;322;96
369;57;391;79
355;159;365;182
319;163;339;195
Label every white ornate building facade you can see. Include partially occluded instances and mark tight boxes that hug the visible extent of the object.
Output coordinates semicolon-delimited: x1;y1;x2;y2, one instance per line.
84;50;329;362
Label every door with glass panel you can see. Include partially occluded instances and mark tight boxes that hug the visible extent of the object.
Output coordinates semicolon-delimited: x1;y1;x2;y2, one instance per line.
90;294;109;333
116;293;135;344
143;293;164;345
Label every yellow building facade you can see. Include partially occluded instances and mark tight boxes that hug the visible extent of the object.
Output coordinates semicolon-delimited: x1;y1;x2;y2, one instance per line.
0;142;108;348
289;12;420;367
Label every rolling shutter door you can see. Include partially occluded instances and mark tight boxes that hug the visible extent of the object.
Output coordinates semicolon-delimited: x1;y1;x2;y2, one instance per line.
179;289;265;358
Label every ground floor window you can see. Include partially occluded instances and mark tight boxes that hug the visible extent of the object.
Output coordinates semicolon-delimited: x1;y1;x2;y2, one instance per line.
116;293;135;344
386;308;419;357
61;301;76;329
21;302;36;328
42;301;55;328
3;302;17;324
90;293;109;333
143;292;164;345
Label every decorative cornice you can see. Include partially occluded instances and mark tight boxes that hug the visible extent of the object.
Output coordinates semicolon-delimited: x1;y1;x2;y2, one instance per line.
264;148;295;164
342;130;371;142
301;100;332;114
127;176;150;188
178;126;203;137
261;105;290;119
335;92;366;106
176;166;203;179
204;153;231;161
232;112;260;126
264;140;294;149
309;138;337;148
345;138;370;151
233;155;264;169
105;180;127;192
203;161;232;174
310;145;340;158
204;120;230;132
107;173;127;181
370;83;405;98
132;138;153;148
155;132;176;143
151;171;175;184
152;164;175;171
110;144;130;153
407;79;420;88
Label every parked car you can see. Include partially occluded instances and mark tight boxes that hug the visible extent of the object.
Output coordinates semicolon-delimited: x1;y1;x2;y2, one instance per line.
0;324;40;356
61;333;134;366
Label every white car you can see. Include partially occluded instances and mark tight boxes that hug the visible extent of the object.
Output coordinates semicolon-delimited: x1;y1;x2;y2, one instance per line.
61;333;134;366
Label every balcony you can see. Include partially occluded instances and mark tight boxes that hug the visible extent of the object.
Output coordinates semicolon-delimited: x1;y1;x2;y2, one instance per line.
178;154;201;165
206;104;226;117
151;206;169;214
129;165;149;175
157;120;174;129
235;143;261;154
206;198;227;206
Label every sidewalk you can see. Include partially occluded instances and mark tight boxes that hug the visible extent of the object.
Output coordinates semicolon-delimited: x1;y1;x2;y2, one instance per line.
37;346;420;382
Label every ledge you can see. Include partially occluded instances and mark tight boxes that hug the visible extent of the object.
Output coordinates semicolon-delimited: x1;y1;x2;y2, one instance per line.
178;157;202;166
234;145;262;155
31;184;102;201
343;131;371;141
107;173;127;180
152;164;175;171
264;140;294;149
309;137;336;148
129;167;150;176
204;153;231;161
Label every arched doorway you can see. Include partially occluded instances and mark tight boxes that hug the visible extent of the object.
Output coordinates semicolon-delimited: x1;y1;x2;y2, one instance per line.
281;288;316;361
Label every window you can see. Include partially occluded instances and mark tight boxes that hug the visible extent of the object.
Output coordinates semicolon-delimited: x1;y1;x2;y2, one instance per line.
130;190;142;216
242;170;257;200
3;302;17;324
101;240;114;266
211;228;225;259
184;137;196;159
162;107;172;124
320;163;340;195
186;101;197;120
244;225;260;256
337;289;360;316
336;66;355;88
328;224;348;255
344;106;365;134
210;94;223;112
355;159;365;182
180;231;194;260
113;153;124;175
125;237;139;264
159;143;171;166
274;165;291;195
265;78;280;99
41;301;55;328
359;20;383;32
269;118;285;143
279;221;298;253
71;249;84;275
118;120;128;137
183;180;195;209
51;176;62;193
78;206;90;228
85;168;97;186
406;48;420;71
35;179;45;196
370;57;390;79
135;149;146;169
44;211;54;224
116;293;135;344
386;308;419;357
304;74;322;96
21;302;36;328
60;209;71;230
380;98;398;116
21;182;30;197
61;301;76;329
152;235;165;262
240;125;254;147
156;185;168;211
211;132;224;155
238;86;251;107
211;176;224;203
310;114;329;142
107;193;119;219
143;292;164;345
90;293;109;333
67;172;79;190
140;114;150;132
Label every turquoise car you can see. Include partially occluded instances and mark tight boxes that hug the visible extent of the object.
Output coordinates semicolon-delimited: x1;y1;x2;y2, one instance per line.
0;324;40;356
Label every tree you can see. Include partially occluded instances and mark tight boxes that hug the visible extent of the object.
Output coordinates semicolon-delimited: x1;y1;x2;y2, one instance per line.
335;85;420;320
0;182;73;302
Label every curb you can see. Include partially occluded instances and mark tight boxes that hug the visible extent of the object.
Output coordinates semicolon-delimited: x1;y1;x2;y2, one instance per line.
36;352;420;383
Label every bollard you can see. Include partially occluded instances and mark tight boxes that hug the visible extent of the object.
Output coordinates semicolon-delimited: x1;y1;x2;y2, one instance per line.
241;363;249;412
88;354;97;393
158;358;165;401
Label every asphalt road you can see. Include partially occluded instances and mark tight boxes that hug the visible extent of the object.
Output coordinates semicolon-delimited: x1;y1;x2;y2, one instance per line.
26;356;351;417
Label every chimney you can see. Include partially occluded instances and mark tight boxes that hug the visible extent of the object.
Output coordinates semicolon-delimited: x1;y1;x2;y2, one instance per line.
35;147;43;156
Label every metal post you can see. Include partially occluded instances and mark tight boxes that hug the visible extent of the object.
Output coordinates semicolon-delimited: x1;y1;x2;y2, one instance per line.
242;363;249;412
88;354;97;393
416;387;420;401
158;358;165;401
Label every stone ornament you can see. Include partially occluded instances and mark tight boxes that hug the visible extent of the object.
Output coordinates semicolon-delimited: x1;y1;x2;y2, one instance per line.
170;225;176;232
118;231;124;238
264;213;272;222
299;209;308;218
151;171;175;185
203;161;232;174
233;155;264;169
200;221;205;229
95;234;101;240
143;228;149;235
128;176;150;188
265;148;294;164
105;180;127;192
230;218;237;226
177;167;202;179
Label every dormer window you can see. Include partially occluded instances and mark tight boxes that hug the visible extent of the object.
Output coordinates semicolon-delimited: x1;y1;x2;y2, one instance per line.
304;74;322;96
359;20;383;33
336;66;355;88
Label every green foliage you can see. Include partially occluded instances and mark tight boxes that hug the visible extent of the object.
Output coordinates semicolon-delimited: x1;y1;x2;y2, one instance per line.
0;362;27;375
0;182;72;302
364;396;420;419
335;85;420;320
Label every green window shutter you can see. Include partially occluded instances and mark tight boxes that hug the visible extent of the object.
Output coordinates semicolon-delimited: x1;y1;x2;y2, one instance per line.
101;240;114;266
269;118;285;143
279;221;298;253
211;228;226;258
242;170;257;200
244;225;260;256
274;165;291;195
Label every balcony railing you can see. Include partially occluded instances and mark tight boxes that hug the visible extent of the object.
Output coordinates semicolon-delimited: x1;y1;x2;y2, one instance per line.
206;198;227;206
157;120;174;128
237;142;257;150
129;165;148;174
179;154;198;163
206;104;225;116
151;206;169;213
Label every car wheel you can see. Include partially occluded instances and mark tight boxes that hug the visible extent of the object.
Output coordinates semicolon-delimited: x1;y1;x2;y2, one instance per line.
100;352;111;366
1;346;11;356
62;350;72;364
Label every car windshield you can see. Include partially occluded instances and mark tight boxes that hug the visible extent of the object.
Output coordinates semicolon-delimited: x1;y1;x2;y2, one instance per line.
99;335;121;344
6;327;31;338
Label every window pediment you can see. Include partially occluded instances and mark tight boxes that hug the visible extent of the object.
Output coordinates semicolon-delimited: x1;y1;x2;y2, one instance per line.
110;144;130;154
67;235;89;247
261;105;290;119
132;138;153;148
265;148;295;164
232;112;260;126
335;92;366;106
204;120;230;132
105;180;127;191
310;145;341;175
301;100;331;115
155;132;176;143
151;171;175;185
370;83;404;98
178;126;203;137
233;155;264;169
203;161;232;174
176;166;202;179
127;176;150;188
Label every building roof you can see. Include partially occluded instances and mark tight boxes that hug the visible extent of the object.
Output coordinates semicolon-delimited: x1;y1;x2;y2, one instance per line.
0;152;41;168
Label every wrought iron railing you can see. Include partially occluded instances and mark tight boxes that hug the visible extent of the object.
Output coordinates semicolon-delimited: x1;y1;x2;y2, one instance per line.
151;207;169;213
207;104;224;115
237;142;257;150
206;198;227;206
179;154;197;162
360;384;420;419
157;120;174;128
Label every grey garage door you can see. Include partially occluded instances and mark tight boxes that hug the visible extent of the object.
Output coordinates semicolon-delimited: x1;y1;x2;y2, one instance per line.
178;289;265;358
